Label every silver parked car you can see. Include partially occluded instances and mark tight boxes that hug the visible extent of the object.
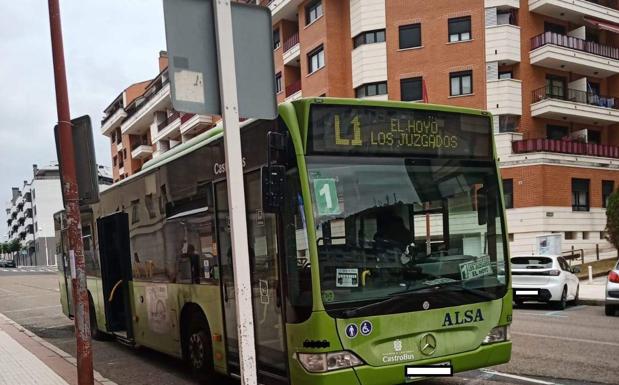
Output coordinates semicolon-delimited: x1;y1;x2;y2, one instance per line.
605;260;619;316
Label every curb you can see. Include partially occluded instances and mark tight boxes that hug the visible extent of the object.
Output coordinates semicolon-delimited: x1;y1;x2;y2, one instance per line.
577;298;605;306
0;313;118;385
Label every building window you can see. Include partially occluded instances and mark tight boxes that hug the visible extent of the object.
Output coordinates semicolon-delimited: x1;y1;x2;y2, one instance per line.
308;45;325;74
399;23;421;49
564;231;575;240
275;72;282;93
546;125;568;140
448;16;471;42
503;179;513;209
546;75;566;99
601;231;607;240
603;180;614;208
498;71;512;79
305;0;323;25
400;77;423;101
353;29;386;48
508;233;514;242
450;70;472;96
273;28;280;50
572;178;590;212
499;115;519;133
355;81;387;98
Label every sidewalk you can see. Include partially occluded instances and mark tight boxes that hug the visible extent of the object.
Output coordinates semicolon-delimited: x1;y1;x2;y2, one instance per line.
578;276;607;306
0;313;116;385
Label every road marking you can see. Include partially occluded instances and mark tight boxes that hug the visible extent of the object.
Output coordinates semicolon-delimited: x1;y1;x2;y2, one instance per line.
512;331;619;347
519;312;568;318
2;305;61;314
480;369;561;384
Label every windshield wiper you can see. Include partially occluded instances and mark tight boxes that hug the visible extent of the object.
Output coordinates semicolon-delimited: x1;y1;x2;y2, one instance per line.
391;281;497;301
343;281;496;318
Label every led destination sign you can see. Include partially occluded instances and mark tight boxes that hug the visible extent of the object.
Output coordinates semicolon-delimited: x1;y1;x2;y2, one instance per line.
309;105;492;158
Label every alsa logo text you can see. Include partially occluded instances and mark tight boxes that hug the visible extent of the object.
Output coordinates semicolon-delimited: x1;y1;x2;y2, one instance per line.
442;309;484;327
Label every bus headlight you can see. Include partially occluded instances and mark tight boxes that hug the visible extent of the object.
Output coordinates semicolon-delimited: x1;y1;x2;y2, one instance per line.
297;351;363;373
482;326;510;344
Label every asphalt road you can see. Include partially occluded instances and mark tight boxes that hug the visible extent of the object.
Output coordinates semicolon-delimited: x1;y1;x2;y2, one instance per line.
0;270;617;385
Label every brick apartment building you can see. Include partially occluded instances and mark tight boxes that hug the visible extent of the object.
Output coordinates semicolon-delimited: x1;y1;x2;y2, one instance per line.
101;0;619;256
266;0;619;256
100;52;215;182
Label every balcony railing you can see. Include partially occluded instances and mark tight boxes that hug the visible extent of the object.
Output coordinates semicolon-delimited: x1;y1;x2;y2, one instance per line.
283;32;299;52
531;31;619;60
586;0;619;10
125;78;170;120
285;80;301;97
513;138;619;158
131;141;150;151
180;112;196;124
532;86;618;109
157;111;180;132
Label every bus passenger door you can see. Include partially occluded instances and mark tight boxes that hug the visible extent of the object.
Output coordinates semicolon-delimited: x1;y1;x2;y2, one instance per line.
97;212;133;339
216;171;287;384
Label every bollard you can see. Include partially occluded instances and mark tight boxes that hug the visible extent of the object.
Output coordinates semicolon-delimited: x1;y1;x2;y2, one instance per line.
588;265;593;283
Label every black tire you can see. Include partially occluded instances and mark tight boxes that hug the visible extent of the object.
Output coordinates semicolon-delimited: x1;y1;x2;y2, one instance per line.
572;285;579;305
555;287;567;310
605;305;616;316
185;315;214;378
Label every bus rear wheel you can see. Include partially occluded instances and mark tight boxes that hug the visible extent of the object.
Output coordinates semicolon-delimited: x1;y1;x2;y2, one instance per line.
185;316;214;377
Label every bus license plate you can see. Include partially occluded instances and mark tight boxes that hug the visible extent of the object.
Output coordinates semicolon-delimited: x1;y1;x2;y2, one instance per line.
405;363;453;378
516;290;538;296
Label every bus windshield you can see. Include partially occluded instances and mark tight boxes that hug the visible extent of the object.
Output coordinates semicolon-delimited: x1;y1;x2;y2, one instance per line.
307;156;508;317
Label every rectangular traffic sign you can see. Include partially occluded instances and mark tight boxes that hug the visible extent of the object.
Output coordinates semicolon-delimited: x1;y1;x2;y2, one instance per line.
163;0;277;119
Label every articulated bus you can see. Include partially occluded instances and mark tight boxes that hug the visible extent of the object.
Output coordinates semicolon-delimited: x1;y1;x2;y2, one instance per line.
56;98;512;385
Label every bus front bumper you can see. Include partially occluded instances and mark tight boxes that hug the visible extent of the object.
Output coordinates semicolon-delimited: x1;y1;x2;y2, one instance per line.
353;341;511;385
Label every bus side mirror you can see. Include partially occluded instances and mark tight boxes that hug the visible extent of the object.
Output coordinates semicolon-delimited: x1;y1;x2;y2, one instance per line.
477;187;487;226
262;165;286;213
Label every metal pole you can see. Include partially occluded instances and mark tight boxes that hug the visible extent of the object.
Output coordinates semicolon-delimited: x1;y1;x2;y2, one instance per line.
47;1;94;384
212;1;257;384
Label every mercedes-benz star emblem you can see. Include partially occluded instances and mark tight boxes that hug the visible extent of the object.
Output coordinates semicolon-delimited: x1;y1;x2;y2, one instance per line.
419;333;437;356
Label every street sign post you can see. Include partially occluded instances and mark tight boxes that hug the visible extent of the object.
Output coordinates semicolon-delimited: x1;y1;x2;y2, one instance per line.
163;1;276;385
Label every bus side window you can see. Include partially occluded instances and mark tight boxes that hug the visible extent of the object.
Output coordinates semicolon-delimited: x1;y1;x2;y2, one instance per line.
170;212;218;285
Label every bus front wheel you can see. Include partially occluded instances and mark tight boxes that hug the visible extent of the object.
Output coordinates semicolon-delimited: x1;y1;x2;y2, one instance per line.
185;315;214;377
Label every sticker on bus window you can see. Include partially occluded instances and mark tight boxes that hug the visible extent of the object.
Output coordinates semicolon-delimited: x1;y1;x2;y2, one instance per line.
313;178;341;216
336;268;359;287
459;256;493;281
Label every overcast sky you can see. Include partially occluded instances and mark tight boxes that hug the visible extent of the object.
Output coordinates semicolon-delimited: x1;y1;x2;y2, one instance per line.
0;1;166;241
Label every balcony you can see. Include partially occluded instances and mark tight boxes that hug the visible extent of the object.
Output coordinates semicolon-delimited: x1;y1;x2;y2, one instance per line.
487;78;522;116
153;111;181;143
117;141;124;152
101;107;127;137
530;32;619;77
131;143;153;160
531;86;619;124
180;113;215;136
529;0;619;24
486;24;520;64
513;138;619;159
285;80;302;101
485;0;520;7
267;0;305;24
283;32;300;66
121;79;171;135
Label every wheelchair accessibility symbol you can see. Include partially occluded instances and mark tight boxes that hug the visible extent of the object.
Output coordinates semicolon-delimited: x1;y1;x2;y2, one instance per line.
360;320;373;336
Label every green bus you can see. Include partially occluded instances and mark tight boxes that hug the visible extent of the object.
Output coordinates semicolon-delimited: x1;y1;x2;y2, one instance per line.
56;98;512;385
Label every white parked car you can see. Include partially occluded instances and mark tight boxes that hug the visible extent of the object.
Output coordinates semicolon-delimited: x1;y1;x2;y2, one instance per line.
511;255;580;310
605;260;619;316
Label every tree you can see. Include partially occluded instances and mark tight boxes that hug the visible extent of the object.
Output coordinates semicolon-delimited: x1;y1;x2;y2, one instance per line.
605;189;619;250
7;239;21;255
